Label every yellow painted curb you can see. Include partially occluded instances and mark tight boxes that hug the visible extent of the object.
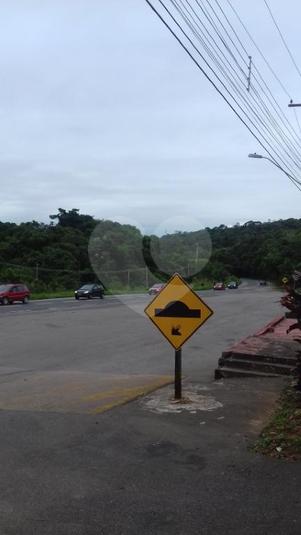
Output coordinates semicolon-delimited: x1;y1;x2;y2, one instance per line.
85;376;174;414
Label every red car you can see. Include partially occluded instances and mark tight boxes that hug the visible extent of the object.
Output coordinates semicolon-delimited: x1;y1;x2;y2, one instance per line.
0;283;30;305
148;283;165;295
213;282;225;290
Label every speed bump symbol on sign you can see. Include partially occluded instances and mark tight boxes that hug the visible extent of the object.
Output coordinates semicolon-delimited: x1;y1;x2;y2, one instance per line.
144;273;214;350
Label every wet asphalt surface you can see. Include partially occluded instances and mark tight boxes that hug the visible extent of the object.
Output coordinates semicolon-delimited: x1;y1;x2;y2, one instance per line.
1;281;301;534
0;281;284;380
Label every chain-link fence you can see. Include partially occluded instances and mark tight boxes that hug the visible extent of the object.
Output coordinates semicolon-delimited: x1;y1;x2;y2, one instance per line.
0;261;161;293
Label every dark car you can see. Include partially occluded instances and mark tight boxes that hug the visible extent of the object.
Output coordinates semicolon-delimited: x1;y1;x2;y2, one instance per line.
259;280;267;286
148;283;165;295
227;281;238;289
75;283;104;300
0;283;30;305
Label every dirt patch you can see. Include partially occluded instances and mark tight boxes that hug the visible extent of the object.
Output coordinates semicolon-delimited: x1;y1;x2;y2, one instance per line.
253;386;301;461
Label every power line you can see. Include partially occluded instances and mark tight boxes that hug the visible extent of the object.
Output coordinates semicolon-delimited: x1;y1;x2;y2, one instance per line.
166;0;301;178
186;0;301;168
195;0;248;77
218;0;301;146
293;108;301;137
197;0;301;161
146;0;301;191
263;0;301;137
224;0;292;99
200;0;248;69
145;0;301;191
172;0;301;173
182;0;301;164
263;0;301;80
162;2;299;175
214;0;301;152
0;261;81;273
0;260;147;277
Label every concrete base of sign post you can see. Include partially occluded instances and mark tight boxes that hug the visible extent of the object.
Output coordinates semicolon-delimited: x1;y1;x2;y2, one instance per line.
141;382;223;414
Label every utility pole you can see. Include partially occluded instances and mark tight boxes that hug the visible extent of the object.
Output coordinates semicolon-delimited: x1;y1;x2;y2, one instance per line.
195;244;199;268
145;266;149;289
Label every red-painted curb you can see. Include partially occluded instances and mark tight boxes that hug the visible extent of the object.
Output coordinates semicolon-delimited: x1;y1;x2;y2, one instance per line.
217;315;301;378
222;315;301;358
254;315;285;336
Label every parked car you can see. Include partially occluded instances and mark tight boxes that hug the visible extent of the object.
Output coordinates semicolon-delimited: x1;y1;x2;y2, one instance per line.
148;283;165;295
259;280;267;286
227;281;238;289
213;282;225;290
0;283;30;305
75;283;104;300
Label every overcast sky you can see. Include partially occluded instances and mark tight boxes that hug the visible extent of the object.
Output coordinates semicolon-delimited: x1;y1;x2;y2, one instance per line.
1;0;301;234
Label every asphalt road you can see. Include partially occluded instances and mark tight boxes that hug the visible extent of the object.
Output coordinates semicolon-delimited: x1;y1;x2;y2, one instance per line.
1;281;301;534
0;279;283;381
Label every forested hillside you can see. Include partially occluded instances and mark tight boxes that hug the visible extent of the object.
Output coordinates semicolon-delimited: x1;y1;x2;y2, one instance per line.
0;209;300;292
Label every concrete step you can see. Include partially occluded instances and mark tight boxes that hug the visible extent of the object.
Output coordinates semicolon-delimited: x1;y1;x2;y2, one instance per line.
221;350;298;367
218;357;295;376
215;326;301;381
215;367;280;379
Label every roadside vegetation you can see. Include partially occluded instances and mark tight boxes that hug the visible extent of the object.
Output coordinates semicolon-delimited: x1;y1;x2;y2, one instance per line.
1;208;300;294
254;387;301;461
30;290;74;300
30;282;216;300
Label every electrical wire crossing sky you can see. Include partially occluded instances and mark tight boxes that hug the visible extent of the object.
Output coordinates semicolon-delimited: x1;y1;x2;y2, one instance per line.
1;0;301;232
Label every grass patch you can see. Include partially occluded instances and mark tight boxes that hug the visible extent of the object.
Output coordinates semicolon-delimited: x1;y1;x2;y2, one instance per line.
30;278;224;299
106;286;147;295
31;290;74;300
253;386;301;461
31;288;147;299
191;281;213;291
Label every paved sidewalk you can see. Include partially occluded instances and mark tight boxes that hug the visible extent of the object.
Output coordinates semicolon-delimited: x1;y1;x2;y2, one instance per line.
1;376;300;535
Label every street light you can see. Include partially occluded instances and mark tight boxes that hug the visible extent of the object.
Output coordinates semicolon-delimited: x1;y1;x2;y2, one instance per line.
248;152;263;159
248;152;301;189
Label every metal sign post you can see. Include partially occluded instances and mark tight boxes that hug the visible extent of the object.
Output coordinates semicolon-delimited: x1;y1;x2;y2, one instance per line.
144;273;214;400
174;348;182;399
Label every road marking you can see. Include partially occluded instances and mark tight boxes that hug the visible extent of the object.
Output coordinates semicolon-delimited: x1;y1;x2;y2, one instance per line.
85;379;174;414
0;371;173;415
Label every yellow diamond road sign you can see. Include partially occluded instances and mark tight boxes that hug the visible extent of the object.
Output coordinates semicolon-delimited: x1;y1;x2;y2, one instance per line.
144;273;214;350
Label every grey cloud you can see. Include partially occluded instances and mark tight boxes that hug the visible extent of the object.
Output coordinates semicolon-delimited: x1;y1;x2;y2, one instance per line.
0;0;300;230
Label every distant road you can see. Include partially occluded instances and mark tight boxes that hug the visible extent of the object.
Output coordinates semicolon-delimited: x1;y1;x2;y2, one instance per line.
0;278;272;316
